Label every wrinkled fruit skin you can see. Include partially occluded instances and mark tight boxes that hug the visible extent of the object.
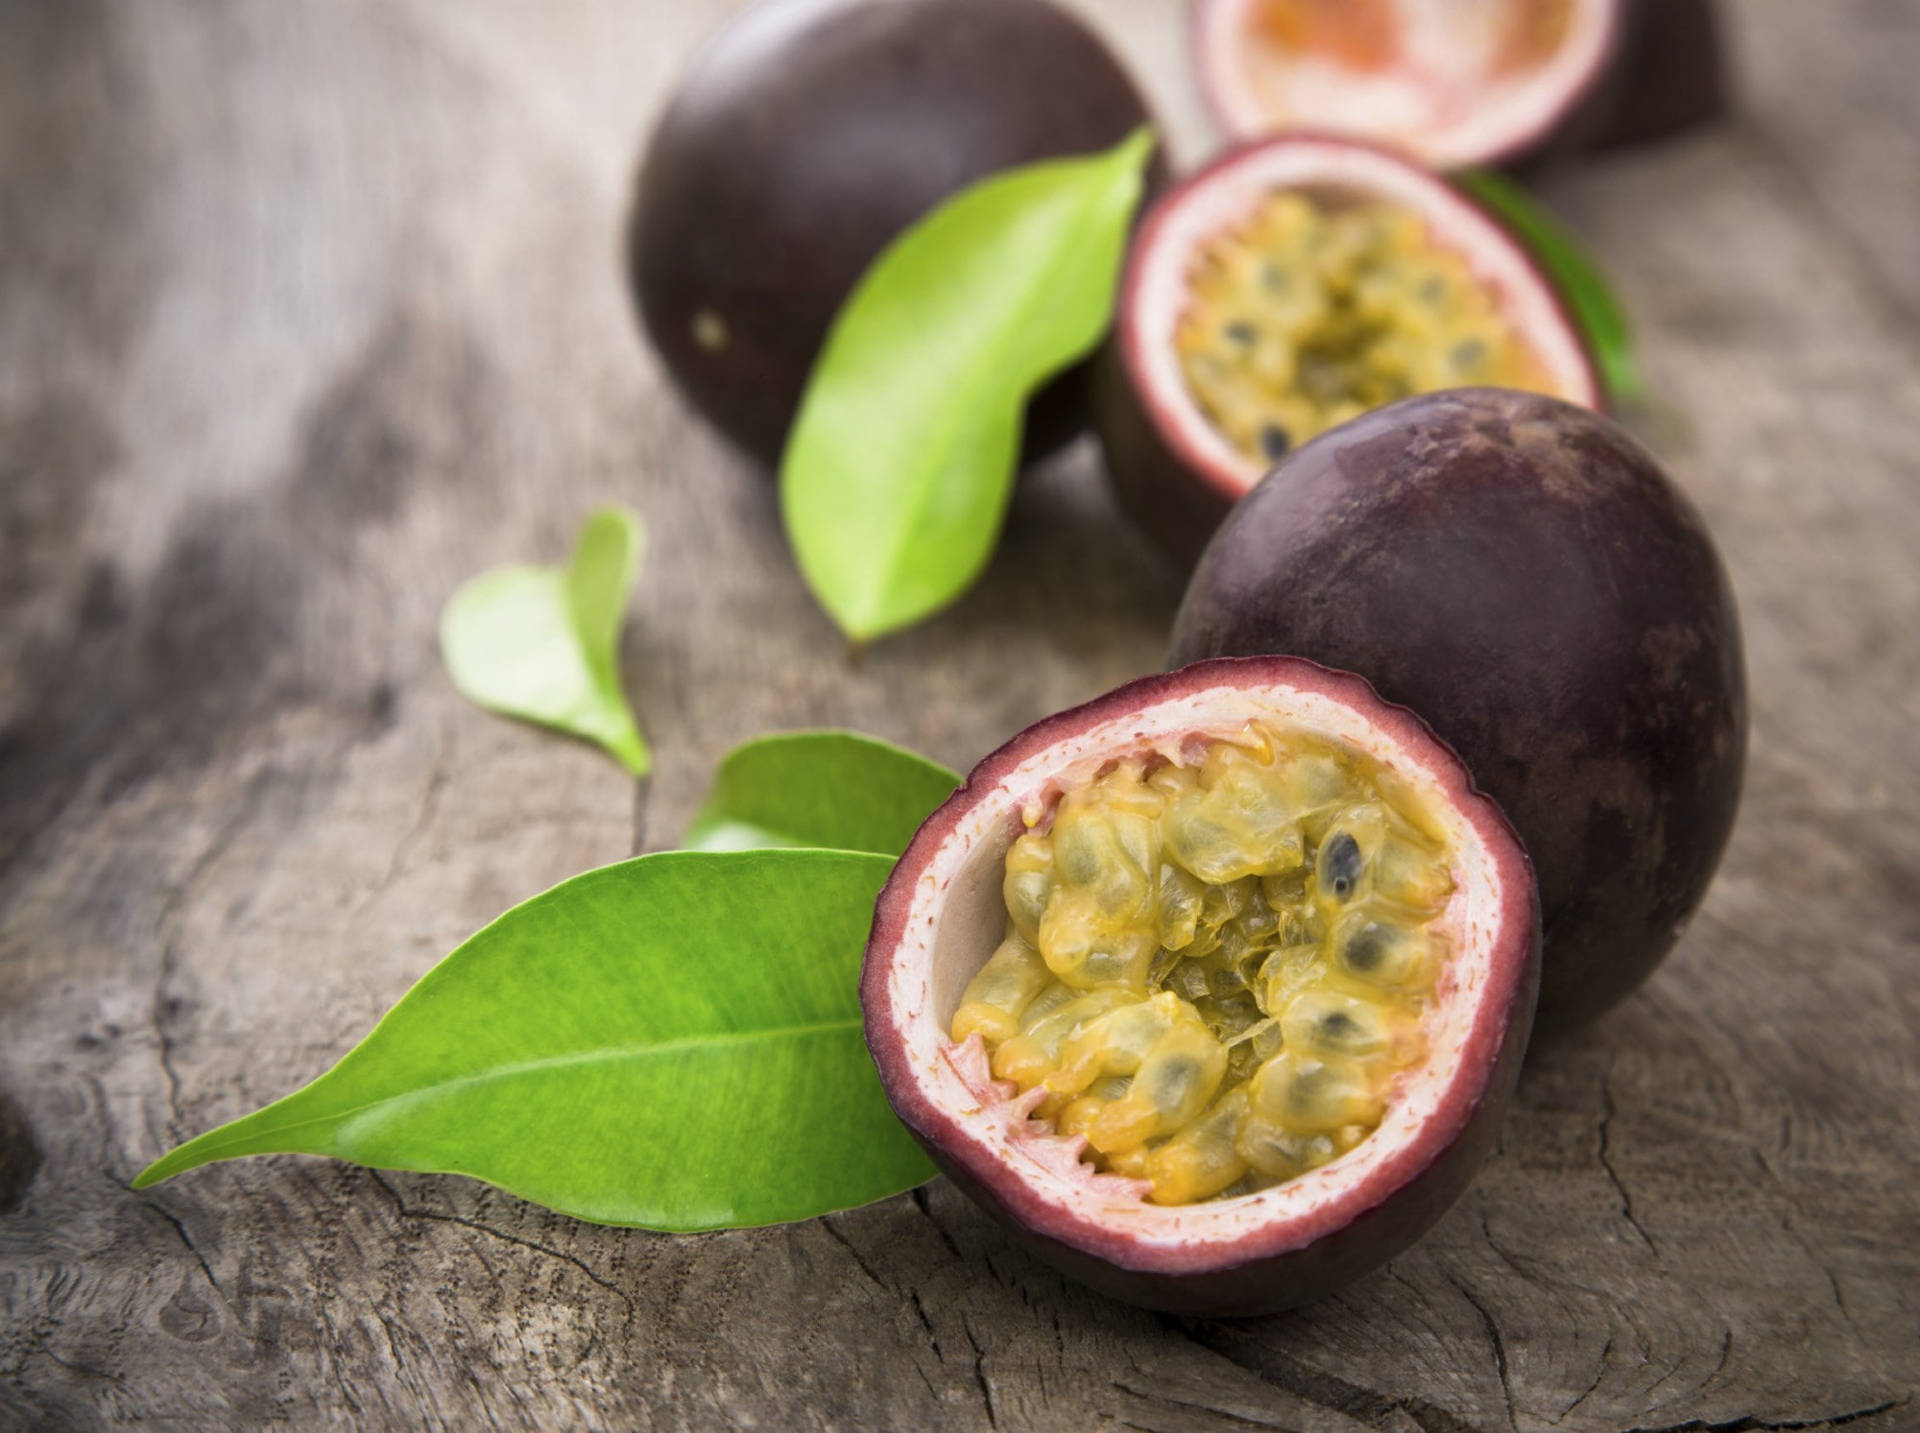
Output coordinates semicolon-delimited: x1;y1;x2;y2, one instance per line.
1171;390;1747;1035
862;657;1541;1315
628;0;1154;467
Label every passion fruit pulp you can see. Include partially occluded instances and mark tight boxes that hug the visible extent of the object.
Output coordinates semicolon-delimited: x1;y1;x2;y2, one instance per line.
863;657;1538;1314
1171;388;1747;1035
628;0;1155;467
1193;0;1622;169
1093;135;1599;567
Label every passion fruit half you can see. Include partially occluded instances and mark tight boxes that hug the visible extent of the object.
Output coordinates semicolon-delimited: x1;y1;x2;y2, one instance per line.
1171;388;1747;1035
1193;0;1623;168
628;0;1155;467
1093;135;1600;566
862;657;1538;1314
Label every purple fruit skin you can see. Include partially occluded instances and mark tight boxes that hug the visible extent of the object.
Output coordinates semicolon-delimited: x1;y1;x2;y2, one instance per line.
1091;339;1238;574
1170;389;1747;1035
628;0;1155;467
1590;0;1728;151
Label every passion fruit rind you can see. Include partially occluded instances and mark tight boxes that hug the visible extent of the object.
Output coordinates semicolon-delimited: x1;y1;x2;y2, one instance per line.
1094;134;1601;570
1171;389;1747;1035
1192;0;1623;170
862;657;1539;1315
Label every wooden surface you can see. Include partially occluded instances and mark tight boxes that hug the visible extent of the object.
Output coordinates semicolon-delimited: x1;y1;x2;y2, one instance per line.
2;1;1916;1428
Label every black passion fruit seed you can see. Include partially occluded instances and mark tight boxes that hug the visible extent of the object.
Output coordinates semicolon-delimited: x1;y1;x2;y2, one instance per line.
1176;195;1554;462
1093;136;1598;569
950;723;1451;1204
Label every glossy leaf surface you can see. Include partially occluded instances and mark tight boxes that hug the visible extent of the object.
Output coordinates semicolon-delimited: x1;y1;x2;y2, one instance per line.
440;505;651;775
685;731;959;857
135;850;933;1229
782;129;1155;642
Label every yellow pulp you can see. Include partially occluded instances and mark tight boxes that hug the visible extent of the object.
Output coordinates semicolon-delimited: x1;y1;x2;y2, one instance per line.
951;724;1456;1206
1176;193;1553;465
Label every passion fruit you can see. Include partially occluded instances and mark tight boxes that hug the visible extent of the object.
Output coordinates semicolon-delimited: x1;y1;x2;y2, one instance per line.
1171;388;1747;1035
1193;0;1623;169
862;657;1538;1314
628;0;1155;467
1191;0;1725;166
1092;135;1600;567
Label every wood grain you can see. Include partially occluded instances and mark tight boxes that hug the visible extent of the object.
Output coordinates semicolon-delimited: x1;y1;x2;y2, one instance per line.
2;0;1915;1427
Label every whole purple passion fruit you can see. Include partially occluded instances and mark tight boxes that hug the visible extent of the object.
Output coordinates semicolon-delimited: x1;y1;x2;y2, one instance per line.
1092;135;1600;567
862;657;1538;1314
1171;389;1747;1034
628;0;1155;467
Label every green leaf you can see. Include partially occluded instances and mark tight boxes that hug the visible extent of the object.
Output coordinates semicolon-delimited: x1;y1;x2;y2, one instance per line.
439;505;651;776
684;731;960;856
133;850;933;1229
1455;169;1644;406
782;128;1157;643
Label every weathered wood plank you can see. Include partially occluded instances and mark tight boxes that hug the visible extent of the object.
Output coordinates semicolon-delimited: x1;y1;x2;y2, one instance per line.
2;0;1915;1428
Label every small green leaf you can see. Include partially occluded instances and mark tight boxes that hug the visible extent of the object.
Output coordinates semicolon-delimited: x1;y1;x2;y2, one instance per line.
440;505;651;776
782;128;1157;643
684;731;960;856
1455;169;1644;406
134;850;933;1229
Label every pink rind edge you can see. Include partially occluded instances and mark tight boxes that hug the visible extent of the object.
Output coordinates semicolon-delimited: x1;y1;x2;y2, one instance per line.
1188;0;1625;169
1115;133;1606;509
860;655;1538;1290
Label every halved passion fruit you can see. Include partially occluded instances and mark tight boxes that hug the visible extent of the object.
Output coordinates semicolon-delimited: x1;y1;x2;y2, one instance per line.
1092;136;1599;567
1194;0;1621;168
862;657;1538;1314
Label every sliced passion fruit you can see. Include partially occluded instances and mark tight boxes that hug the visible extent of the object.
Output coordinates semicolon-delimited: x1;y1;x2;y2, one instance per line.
1171;388;1747;1035
862;657;1538;1314
628;0;1154;467
1193;0;1622;168
1092;135;1599;566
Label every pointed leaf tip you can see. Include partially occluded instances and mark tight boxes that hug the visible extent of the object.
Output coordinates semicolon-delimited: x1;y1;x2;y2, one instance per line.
440;505;652;776
781;128;1158;643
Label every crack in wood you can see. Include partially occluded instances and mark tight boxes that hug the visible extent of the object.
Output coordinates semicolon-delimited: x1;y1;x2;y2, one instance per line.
1445;1273;1516;1433
1752;1147;1857;1335
952;1311;997;1430
150;767;277;1138
136;1197;222;1297
1110;1377;1302;1430
1597;1056;1658;1255
1616;1396;1909;1433
819;1216;888;1294
1181;1322;1487;1433
1557;1334;1614;1424
367;722;449;902
367;1171;636;1326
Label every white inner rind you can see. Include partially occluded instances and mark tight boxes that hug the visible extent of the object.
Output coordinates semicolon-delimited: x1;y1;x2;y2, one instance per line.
1127;138;1600;501
878;681;1509;1252
1200;0;1614;168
